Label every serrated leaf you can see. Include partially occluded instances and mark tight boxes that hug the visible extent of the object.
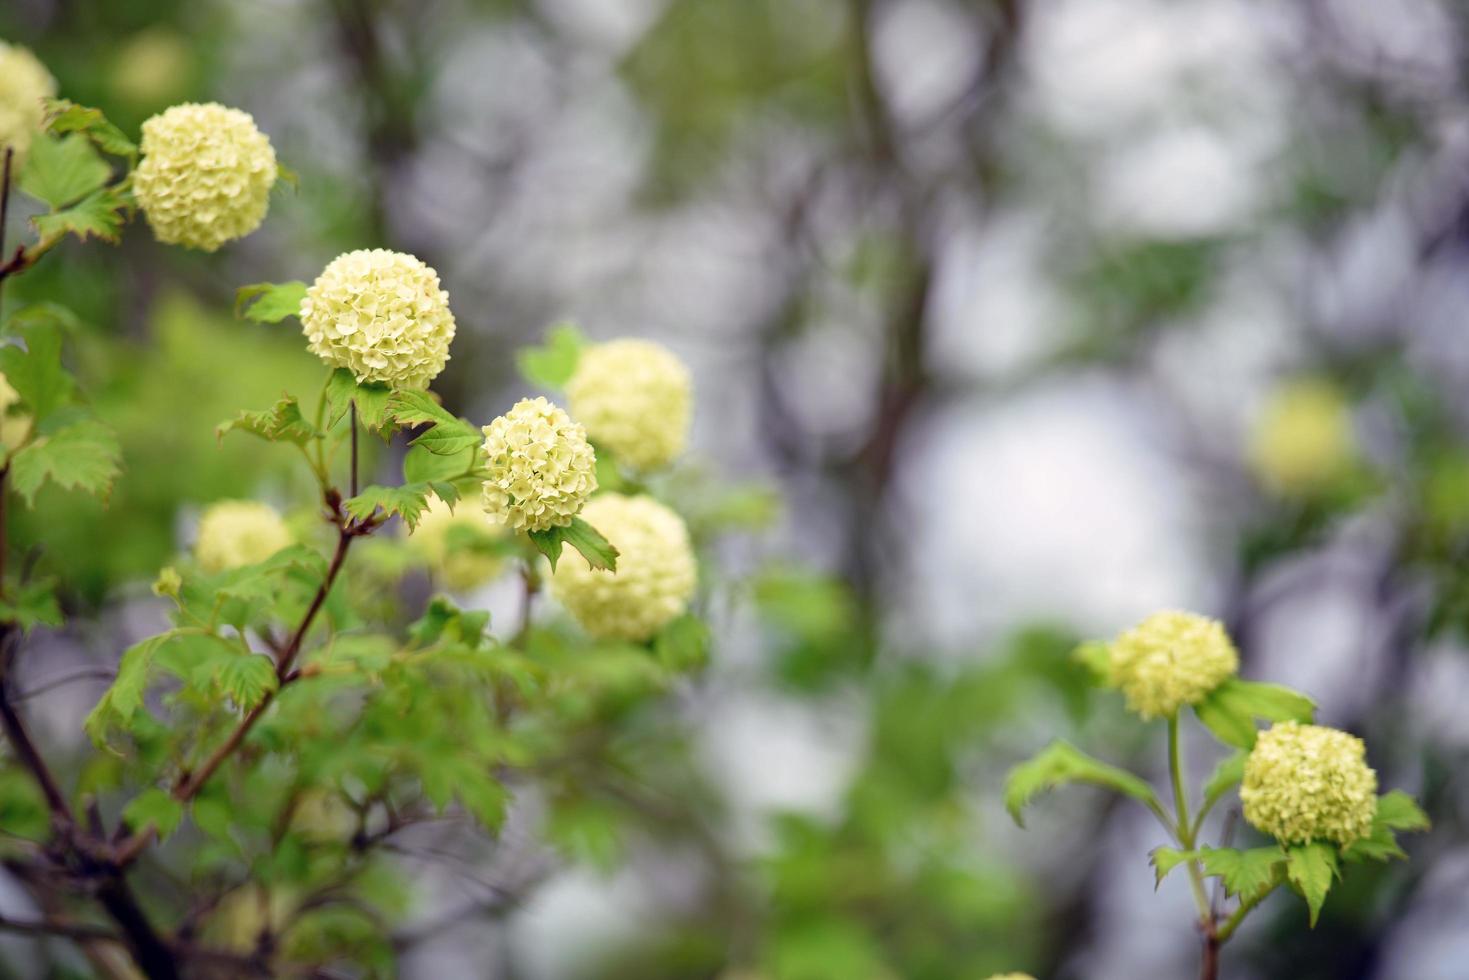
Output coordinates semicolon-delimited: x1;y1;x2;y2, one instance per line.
516;321;584;389
218;654;279;712
1342;791;1429;864
1286;842;1338;926
18;132;111;208
44;99;137;158
1201;750;1247;814
84;632;171;747
9;419;122;506
31;185;129;247
403;443;477;485
1003;740;1162;827
0;580;63;633
386;389;459;429
0;308;74;422
123;788;184;841
1199;846;1286;899
235;281;308;323
1375;790;1430;832
344;483;434;530
1195;678;1316;749
457;771;508;832
323;368;393;430
527;516;619;572
217;396;318;446
1150;846;1199;887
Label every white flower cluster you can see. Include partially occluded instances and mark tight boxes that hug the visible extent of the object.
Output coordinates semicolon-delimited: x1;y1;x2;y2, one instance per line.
300;249;457;389
1241;721;1378;847
551;493;696;641
132;103;277;252
566;339;692;471
194;500;293;574
0;41;55;166
480;397;597;532
1106;611;1239;720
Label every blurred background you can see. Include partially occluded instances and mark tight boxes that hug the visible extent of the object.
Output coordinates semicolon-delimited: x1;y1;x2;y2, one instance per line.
2;0;1467;977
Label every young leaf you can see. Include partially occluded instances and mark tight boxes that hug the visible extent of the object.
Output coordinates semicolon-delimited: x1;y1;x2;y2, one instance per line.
18;132;111;208
386;389;459;429
1003;740;1162;827
217;396;318;446
9;419;122;506
654;614;710;670
527;517;619;572
1285;842;1339;926
323;368;393;430
1150;846;1200;887
44;98;137;158
1341;791;1430;863
516;321;584;389
344;483;435;530
0;307;75;422
1073;640;1111;683
0;580;63;633
1374;790;1430;832
31;185;129;247
84;633;171;747
1199;846;1286;899
1194;678;1316;749
235;281;308;323
122;788;184;841
218;654;279;712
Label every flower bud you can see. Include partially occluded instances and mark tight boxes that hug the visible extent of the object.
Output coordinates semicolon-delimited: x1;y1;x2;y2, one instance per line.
550;493;696;641
1107;611;1238;720
1241;721;1377;847
566;339;692;471
300;249;457;389
480;397;597;532
133;102;278;251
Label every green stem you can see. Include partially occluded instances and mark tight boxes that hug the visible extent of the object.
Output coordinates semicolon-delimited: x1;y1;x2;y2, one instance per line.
1169;714;1211;921
1215;885;1269;944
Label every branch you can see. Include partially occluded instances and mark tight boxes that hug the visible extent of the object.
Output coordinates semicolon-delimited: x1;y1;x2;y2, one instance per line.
0;911;119;942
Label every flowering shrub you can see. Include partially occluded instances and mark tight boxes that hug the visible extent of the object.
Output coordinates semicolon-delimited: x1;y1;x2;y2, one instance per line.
1008;612;1428;977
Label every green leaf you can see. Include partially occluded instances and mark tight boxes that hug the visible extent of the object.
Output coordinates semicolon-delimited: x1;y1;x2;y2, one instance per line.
1003;740;1162;827
18;132;111;208
1073;640;1111;683
9;419;122;506
84;633;171;747
0;579;63;633
1150;846;1199;888
527;516;619;572
44;98;137;158
1375;790;1430;832
1286;842;1338;926
403;443;478;486
122;788;184;841
323;368;393;430
516;321;584;389
31;185;129;247
654;614;710;670
344;483;435;530
218;654;279;712
0;307;74;422
1199;846;1286;899
1194;678;1316;749
386;389;458;429
217;396;318;446
1201;750;1248;814
234;281;308;323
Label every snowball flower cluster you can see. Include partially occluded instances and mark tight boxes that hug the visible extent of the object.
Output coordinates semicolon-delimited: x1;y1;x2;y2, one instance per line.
1106;611;1238;720
985;975;1036;980
550;493;696;641
194;500;293;574
301;249;456;389
0;372;33;450
566;339;692;471
1248;378;1354;495
1241;721;1378;847
406;496;507;591
480;397;597;532
132;103;277;252
0;42;55;167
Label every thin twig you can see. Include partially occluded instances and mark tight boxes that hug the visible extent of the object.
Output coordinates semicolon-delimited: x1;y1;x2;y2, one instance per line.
12;668;117;702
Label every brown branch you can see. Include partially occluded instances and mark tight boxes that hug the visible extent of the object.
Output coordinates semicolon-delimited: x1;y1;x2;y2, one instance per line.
0;911;119;942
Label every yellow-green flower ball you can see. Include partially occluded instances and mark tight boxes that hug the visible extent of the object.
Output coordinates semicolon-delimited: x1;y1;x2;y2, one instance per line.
481;397;597;532
1107;611;1238;720
301;249;457;389
985;974;1036;980
1241;721;1377;847
132;103;277;252
110;29;193;108
550;493;696;641
1248;378;1354;495
566;338;692;471
194;500;293;574
0;372;33;451
0;41;56;167
406;495;508;591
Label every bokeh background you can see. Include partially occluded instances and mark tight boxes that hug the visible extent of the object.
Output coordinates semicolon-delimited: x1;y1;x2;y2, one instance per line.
3;0;1467;977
